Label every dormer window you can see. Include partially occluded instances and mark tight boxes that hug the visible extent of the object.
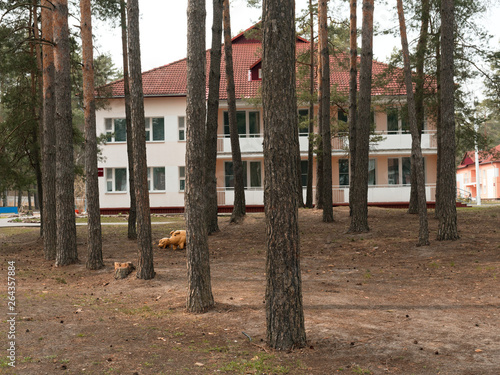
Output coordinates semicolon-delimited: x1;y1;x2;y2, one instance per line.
249;60;262;81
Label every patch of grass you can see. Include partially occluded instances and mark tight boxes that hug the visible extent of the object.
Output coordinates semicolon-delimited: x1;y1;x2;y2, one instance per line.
352;365;372;374
21;356;34;363
0;357;11;368
55;277;67;284
219;354;289;374
428;262;440;269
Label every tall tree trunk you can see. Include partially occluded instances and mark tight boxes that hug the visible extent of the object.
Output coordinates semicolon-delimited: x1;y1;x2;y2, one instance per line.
30;1;44;236
41;0;57;261
53;0;78;266
408;0;429;214
348;0;357;216
434;36;441;219
81;0;104;269
315;25;324;211
120;0;137;240
204;0;223;234
319;0;333;222
262;0;306;350
127;0;155;278
186;0;215;313
348;0;373;233
436;0;459;240
305;0;315;208
396;0;429;246
223;0;246;223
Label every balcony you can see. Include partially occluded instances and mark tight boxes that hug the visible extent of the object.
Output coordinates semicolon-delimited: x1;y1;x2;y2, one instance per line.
216;184;437;206
217;130;436;155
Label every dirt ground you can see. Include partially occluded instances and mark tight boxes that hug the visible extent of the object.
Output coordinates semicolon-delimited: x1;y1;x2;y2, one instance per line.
1;205;499;375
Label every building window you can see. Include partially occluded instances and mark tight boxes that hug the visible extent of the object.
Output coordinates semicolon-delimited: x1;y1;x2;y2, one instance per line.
388;157;412;185
179;166;185;192
105;118;127;142
145;117;165;141
223;111;261;138
338;159;375;186
368;159;376;185
339;159;349;186
387;108;409;134
298;109;309;136
338;109;348;123
147;167;165;191
300;160;308;187
178;116;185;141
224;161;262;188
106;168;127;192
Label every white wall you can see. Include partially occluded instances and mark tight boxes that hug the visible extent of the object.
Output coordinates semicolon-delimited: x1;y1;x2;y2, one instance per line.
96;97;187;209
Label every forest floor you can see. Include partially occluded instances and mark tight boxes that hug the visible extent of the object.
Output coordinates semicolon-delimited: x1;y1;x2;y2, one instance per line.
1;205;499;375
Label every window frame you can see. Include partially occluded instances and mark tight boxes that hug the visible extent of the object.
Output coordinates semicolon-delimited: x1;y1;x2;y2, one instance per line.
144;117;165;142
224;160;263;188
105;168;128;192
105;118;127;143
179;166;186;192
178;116;186;141
147;167;166;192
223;110;261;138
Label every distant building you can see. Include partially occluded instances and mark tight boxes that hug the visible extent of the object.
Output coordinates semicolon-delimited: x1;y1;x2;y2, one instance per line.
96;24;438;213
456;144;500;200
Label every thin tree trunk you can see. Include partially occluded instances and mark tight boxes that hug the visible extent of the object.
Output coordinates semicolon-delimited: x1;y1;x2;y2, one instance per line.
348;0;373;233
223;0;246;223
305;0;315;208
408;0;429;214
186;0;214;313
127;0;155;278
81;0;104;269
53;0;78;266
120;0;137;240
396;0;429;246
204;0;223;234
41;0;57;261
437;0;458;240
319;0;333;222
262;0;306;350
348;0;357;216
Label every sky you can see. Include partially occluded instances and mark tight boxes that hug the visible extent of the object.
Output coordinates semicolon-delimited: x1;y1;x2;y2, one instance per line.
91;0;500;95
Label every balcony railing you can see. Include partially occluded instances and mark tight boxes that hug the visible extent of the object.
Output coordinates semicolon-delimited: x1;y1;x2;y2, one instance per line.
216;184;437;205
217;130;437;154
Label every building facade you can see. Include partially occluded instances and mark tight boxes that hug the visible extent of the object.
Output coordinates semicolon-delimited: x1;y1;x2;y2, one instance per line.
96;25;438;213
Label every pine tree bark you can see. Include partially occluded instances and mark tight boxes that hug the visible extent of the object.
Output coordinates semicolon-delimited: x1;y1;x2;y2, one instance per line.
53;0;78;266
262;0;306;350
348;0;373;233
120;0;137;240
127;0;155;278
81;0;104;269
348;0;357;217
186;0;215;313
397;0;429;246
41;0;57;260
305;0;315;208
223;0;246;223
319;0;333;222
437;0;459;240
204;0;223;235
408;0;429;214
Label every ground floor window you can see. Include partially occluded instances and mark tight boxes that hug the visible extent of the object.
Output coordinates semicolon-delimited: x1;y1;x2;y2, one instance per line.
106;168;127;192
388;157;412;185
339;158;376;186
179;166;185;192
147;167;166;191
224;161;262;188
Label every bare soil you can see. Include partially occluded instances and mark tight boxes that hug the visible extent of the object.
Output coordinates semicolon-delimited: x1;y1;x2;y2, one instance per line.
1;206;499;375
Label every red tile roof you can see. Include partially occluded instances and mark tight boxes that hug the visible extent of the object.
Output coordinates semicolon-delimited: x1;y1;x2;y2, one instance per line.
457;144;500;169
100;23;426;100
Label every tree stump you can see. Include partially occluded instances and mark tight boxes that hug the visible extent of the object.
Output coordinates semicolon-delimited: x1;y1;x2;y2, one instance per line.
114;262;135;279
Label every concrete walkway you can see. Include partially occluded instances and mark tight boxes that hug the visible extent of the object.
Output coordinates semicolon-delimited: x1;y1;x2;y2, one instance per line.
0;216;172;228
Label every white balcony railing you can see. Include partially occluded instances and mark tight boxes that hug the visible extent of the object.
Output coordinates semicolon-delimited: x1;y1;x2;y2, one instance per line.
216;184;436;206
217;130;437;154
